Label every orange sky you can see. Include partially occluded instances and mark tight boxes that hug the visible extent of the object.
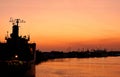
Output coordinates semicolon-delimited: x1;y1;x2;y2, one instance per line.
0;0;120;51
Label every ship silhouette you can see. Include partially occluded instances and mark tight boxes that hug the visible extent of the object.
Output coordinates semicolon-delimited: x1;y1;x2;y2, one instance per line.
0;19;36;77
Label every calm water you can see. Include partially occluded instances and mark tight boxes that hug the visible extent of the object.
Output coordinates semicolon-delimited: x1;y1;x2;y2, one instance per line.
36;57;120;77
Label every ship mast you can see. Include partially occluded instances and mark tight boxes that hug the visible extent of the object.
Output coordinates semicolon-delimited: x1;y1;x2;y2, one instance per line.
9;18;25;39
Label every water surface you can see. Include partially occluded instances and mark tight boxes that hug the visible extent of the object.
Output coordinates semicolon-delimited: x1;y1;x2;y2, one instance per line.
36;57;120;77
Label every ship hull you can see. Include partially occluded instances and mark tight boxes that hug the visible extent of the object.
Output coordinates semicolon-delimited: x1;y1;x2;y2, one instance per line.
0;60;35;77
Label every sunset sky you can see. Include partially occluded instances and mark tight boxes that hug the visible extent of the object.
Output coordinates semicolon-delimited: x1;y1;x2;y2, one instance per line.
0;0;120;51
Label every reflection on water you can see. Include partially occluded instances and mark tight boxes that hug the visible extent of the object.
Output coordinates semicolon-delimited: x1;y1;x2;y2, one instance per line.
36;57;120;77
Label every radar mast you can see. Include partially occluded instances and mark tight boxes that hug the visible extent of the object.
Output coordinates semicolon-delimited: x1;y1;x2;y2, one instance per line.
9;18;26;39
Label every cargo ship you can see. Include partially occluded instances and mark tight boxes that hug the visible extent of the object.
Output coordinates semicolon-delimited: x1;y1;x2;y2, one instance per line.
0;18;36;77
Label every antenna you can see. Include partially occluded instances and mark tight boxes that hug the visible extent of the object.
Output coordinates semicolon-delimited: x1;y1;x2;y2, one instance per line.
9;17;26;26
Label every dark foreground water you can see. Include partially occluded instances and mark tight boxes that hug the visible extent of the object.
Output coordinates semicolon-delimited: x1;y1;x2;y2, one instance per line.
36;57;120;77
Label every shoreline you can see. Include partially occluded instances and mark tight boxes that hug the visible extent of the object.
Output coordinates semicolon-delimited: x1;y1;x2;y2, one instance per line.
35;50;120;64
